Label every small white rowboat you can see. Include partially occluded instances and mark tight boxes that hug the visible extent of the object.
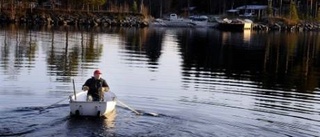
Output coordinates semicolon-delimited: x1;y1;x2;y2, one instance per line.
69;91;116;116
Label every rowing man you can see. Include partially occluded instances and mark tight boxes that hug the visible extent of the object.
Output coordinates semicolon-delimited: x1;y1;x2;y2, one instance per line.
82;70;110;101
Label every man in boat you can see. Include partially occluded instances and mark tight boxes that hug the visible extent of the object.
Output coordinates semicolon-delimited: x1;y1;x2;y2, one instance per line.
82;69;110;101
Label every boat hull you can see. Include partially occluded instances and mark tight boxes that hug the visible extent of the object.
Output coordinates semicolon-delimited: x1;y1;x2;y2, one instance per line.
217;23;245;31
217;22;252;31
69;91;116;117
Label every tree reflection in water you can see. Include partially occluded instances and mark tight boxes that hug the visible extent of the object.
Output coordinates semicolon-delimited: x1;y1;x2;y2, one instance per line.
1;25;320;92
178;30;320;93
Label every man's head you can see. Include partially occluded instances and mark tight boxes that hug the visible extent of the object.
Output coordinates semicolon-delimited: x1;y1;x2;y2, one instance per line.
93;69;102;79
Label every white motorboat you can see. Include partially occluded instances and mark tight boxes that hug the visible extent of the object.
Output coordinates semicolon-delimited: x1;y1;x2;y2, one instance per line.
188;15;210;27
151;13;212;28
69;91;116;116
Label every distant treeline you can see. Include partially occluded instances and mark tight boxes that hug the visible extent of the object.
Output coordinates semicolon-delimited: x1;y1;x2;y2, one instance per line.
1;0;320;19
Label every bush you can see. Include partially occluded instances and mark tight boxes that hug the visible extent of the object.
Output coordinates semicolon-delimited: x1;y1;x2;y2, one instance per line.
265;16;299;26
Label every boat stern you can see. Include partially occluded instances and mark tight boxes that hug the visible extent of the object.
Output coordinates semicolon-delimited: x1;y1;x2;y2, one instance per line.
70;101;107;116
69;91;116;117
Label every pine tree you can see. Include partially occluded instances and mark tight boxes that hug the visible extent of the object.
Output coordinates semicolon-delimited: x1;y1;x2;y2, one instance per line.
287;0;299;23
267;0;273;17
132;0;138;13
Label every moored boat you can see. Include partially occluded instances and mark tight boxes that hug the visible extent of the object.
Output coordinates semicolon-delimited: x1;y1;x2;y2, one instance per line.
216;18;253;31
151;13;212;28
69;91;116;117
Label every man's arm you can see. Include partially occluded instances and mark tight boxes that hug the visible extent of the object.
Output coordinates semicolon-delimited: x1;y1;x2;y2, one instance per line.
101;79;110;92
82;79;90;91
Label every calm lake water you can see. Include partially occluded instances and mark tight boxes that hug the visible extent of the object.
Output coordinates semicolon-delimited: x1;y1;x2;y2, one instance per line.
0;25;319;137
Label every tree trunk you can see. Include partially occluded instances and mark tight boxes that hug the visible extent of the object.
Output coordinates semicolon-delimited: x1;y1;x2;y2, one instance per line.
187;0;190;16
51;0;55;10
268;0;273;17
280;0;283;16
140;0;144;13
148;0;151;14
66;0;70;11
311;0;313;17
160;0;162;18
316;1;319;19
10;0;14;21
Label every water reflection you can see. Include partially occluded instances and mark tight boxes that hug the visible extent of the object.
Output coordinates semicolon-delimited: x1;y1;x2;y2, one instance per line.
119;28;164;71
178;30;320;93
0;25;37;76
175;29;320;130
0;25;106;83
261;32;320;92
1;25;320;91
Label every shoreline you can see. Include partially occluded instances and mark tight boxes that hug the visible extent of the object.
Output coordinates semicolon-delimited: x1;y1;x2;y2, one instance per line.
0;9;149;28
1;9;320;32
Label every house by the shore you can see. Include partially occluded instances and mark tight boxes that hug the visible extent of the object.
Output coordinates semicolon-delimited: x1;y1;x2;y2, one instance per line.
227;5;276;20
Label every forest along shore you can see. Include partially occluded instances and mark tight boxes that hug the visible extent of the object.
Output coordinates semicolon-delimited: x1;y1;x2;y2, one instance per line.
0;9;149;28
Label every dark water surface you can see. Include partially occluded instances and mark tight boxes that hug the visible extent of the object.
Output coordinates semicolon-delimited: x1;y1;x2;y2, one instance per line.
0;25;319;137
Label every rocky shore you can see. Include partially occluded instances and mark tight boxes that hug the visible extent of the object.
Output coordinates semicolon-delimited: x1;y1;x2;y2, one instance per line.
0;9;149;27
249;16;320;31
252;22;320;31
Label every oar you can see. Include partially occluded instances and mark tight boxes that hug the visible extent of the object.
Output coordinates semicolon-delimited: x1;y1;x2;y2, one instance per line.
116;99;159;117
116;99;141;115
39;97;69;112
72;79;77;100
40;79;77;112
